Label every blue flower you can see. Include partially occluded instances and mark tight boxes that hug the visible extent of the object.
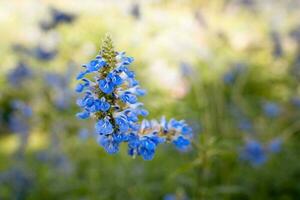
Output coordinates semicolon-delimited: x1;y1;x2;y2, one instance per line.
9;101;32;134
223;63;246;85
267;138;282;153
7;62;32;87
76;71;87;80
241;140;267;166
120;91;137;104
180;61;194;77
173;136;191;151
98;135;119;154
99;78;114;94
33;46;57;61
95;118;114;135
86;59;106;72
76;111;90;119
98;97;110;112
163;194;176;200
263;102;281;118
108;72;123;86
238;118;253;132
138;138;157;160
116;115;129;132
78;129;90;140
75;83;84;93
75;36;193;160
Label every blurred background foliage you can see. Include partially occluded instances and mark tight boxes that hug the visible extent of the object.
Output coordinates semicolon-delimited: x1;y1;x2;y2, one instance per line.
1;0;300;199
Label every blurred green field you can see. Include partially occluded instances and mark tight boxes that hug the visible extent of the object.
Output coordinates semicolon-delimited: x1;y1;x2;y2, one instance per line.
1;0;300;199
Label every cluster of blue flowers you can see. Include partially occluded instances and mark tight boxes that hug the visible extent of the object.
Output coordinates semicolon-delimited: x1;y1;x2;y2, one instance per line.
241;138;282;166
76;36;193;160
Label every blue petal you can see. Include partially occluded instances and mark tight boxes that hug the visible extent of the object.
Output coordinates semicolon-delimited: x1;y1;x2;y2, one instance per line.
75;83;84;93
116;116;129;132
99;98;110;112
173;136;190;151
95;118;114;135
98;136;119;154
138;139;156;160
120;92;137;104
76;71;86;80
99;79;114;94
76;111;90;119
112;74;123;85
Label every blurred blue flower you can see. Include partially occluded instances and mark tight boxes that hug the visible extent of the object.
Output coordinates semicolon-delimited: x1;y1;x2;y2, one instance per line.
40;7;76;31
163;193;189;200
229;103;253;133
263;102;281;118
173;136;191;151
164;194;176;200
267;138;282;153
0;168;33;199
180;62;194;78
44;69;74;110
32;46;57;61
130;3;141;20
290;97;300;108
78;128;90;140
9;101;32;134
238;118;253;133
7;62;32;87
223;63;246;85
241;140;267;166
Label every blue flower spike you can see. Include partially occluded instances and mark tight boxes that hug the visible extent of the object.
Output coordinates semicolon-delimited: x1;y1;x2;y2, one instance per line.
75;35;193;160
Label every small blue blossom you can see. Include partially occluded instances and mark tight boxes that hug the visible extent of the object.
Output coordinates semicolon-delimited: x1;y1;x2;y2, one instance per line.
120;91;138;104
164;194;176;200
78;129;90;140
95;118;114;135
241;140;267;166
76;111;90;119
32;46;57;61
238;118;253;133
223;63;246;85
75;83;85;93
115;115;129;132
97;135;120;154
44;68;75;110
98;98;110;112
138;138;157;160
7;62;32;87
267;138;282;153
99;78;114;94
180;61;194;77
263;102;281;118
173;136;191;151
